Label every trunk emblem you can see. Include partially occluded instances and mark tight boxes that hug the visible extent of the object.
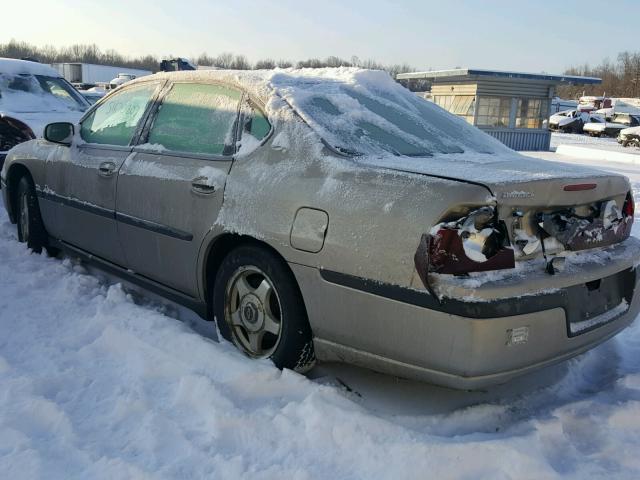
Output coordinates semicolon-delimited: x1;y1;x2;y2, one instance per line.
563;183;597;191
501;191;534;199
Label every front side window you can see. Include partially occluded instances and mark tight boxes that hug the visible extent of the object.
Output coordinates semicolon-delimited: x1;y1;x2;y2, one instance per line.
147;83;242;155
476;97;511;128
80;82;158;145
516;98;548;129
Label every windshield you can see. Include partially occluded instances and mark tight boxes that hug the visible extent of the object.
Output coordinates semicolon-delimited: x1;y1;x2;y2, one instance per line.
0;73;89;113
271;71;505;157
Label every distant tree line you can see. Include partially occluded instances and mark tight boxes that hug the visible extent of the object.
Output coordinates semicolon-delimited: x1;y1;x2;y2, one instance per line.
0;39;415;78
557;51;640;99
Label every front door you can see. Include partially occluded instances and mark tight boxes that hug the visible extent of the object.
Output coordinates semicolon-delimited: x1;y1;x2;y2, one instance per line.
115;82;242;296
45;81;162;265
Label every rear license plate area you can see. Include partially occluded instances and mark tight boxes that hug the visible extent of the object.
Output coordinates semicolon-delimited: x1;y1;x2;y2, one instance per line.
565;268;635;336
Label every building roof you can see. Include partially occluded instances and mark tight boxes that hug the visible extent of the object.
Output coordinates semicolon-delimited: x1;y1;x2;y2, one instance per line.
397;68;602;85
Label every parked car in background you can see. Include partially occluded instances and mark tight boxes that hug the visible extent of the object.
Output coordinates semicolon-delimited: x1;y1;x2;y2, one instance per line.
51;62;151;87
578;95;612;113
159;58;197;72
78;87;106;104
109;73;138;89
618;126;640;147
548;109;589;133
0;58;90;169
583;113;640;137
2;69;638;389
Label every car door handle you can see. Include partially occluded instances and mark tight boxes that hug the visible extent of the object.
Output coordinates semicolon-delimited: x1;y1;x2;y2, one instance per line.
98;162;117;177
191;176;217;195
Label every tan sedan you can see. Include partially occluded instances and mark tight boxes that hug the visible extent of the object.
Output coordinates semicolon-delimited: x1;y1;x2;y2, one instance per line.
2;69;638;388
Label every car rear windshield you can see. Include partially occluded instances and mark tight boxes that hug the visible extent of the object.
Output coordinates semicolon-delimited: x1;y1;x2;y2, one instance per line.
0;73;89;113
271;72;503;157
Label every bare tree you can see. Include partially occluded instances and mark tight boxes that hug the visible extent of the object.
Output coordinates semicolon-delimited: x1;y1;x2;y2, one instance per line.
255;58;276;70
0;39;419;78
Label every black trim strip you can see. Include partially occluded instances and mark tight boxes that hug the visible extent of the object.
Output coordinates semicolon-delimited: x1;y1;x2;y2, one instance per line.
37;188;115;219
37;188;193;241
319;268;637;332
116;212;193;241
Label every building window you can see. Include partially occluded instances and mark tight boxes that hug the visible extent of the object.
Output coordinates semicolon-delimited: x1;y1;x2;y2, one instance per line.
515;98;549;129
433;95;475;124
476;97;511;128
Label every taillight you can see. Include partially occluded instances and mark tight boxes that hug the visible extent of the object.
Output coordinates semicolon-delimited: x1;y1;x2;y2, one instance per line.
414;207;515;283
0;116;35;151
623;191;635;218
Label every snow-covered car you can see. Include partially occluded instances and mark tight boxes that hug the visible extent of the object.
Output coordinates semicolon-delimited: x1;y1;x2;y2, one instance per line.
0;58;89;169
583;113;640;137
2;69;639;389
548;109;589;133
618;126;640;148
109;73;137;89
78;88;106;104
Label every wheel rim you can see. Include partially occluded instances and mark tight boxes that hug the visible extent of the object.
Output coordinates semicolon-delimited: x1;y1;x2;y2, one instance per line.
19;193;30;242
224;265;283;358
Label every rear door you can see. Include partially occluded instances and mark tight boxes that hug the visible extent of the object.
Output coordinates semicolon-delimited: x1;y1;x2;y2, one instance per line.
115;82;243;296
44;80;162;265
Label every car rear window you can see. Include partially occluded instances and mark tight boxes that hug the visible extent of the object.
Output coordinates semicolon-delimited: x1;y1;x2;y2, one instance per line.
270;71;503;157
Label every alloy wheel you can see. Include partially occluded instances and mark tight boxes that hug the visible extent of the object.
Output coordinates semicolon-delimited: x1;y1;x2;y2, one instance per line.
224;265;283;358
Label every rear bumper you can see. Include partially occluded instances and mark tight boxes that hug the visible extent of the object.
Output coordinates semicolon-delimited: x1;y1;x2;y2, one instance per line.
291;240;640;389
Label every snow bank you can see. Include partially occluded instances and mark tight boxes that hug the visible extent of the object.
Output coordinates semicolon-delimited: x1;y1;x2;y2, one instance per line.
1;200;640;478
556;145;640;165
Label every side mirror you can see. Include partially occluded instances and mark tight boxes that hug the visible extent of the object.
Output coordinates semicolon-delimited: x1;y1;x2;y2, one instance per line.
44;122;74;146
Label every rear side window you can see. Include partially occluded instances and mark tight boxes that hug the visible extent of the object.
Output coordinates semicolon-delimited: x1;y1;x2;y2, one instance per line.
147;83;242;155
81;83;158;145
245;104;271;141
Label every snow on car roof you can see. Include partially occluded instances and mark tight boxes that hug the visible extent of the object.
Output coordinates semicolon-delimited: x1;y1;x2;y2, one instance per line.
132;67;508;157
0;57;61;77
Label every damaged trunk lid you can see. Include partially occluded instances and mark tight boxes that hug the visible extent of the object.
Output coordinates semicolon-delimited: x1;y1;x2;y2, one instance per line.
362;152;634;258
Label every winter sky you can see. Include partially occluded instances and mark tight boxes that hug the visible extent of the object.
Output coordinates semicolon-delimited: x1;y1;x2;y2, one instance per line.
6;0;640;73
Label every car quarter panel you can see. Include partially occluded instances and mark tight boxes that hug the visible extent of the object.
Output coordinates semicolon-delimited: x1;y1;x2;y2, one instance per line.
218;118;494;291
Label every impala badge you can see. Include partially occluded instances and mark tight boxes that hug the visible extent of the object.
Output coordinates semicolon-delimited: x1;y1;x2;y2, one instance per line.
501;191;534;199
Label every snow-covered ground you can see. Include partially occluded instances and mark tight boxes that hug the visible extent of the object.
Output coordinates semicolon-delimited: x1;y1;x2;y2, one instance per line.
551;132;640;155
1;152;640;479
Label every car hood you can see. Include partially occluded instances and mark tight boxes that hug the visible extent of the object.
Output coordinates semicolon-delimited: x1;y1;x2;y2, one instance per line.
549;115;575;126
0;110;84;138
356;151;629;207
621;126;640;136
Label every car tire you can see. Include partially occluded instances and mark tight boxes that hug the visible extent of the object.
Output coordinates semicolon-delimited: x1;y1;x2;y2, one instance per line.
16;176;58;256
213;245;316;373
